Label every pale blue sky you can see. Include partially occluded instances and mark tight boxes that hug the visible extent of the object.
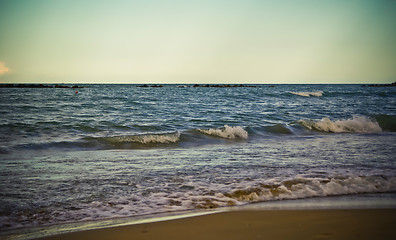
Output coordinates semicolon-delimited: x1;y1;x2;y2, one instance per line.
0;0;395;84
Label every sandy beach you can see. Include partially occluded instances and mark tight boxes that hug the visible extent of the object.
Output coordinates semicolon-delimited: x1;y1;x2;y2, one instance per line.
36;209;396;240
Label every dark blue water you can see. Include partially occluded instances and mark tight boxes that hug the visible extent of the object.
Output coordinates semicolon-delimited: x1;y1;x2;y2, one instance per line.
1;84;395;233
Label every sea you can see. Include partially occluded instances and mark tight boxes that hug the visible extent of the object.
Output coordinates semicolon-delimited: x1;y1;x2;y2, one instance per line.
1;84;395;238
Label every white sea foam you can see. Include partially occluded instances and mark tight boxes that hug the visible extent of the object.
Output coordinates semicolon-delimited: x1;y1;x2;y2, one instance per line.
69;175;396;216
198;125;248;139
299;117;382;133
289;91;323;97
104;132;181;144
2;174;395;231
225;176;396;202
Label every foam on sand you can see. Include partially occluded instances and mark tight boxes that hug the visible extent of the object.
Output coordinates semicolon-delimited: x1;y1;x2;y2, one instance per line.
223;176;396;203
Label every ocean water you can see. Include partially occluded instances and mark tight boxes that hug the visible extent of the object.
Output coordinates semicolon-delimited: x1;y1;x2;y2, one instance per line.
0;84;395;235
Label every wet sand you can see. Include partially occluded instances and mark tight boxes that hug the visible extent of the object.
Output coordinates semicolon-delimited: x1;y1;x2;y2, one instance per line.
37;209;396;240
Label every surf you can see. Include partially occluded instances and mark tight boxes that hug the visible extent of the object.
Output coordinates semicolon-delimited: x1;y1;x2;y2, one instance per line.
222;175;396;204
84;132;181;149
298;117;382;133
197;125;248;139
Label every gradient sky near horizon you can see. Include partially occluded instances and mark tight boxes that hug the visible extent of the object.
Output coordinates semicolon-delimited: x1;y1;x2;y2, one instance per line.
0;0;395;84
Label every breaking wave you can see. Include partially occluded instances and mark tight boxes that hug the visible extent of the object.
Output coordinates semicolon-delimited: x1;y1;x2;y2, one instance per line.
289;91;323;97
87;132;181;147
168;175;396;210
221;175;396;204
6;115;395;153
298;117;382;133
4;175;392;230
3;174;394;232
197;125;248;139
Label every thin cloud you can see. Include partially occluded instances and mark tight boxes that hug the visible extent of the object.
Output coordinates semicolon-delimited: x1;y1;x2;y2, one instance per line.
0;62;10;75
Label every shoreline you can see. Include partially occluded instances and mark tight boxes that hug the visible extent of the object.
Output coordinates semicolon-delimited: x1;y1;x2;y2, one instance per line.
3;193;396;240
35;209;396;240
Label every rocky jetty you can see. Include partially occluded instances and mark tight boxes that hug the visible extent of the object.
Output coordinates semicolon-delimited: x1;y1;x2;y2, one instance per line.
137;84;259;88
192;84;258;88
138;84;163;88
0;84;84;88
362;82;396;87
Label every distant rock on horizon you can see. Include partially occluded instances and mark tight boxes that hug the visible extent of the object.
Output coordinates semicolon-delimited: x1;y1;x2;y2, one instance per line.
362;82;396;87
0;84;84;88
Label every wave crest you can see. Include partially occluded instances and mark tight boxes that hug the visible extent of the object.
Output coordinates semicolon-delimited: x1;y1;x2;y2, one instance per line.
198;125;248;139
374;114;396;132
94;132;181;146
289;91;323;97
298;117;382;133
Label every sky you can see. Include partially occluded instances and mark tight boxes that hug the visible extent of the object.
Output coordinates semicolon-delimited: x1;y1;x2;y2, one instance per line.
0;0;395;84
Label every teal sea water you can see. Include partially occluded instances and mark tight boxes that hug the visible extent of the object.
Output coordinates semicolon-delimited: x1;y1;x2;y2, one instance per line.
1;84;396;234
